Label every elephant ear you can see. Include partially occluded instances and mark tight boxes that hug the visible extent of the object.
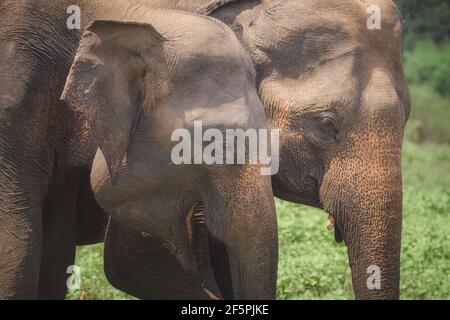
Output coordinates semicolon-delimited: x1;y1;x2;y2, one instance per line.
61;20;167;184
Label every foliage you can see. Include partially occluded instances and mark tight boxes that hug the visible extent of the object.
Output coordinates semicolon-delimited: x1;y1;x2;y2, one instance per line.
403;39;450;144
404;39;450;97
404;84;450;144
65;246;134;300
396;0;450;41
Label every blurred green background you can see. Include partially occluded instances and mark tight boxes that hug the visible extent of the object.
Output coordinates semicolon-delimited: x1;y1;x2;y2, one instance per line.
67;1;450;300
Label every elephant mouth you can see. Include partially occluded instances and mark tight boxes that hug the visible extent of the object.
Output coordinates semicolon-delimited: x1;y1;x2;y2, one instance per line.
185;203;213;276
326;213;344;243
334;224;344;243
276;191;321;208
271;168;323;208
271;179;322;208
186;202;233;299
271;176;344;243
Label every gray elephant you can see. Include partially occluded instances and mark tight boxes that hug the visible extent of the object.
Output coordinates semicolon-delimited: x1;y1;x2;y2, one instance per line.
103;0;410;300
0;0;410;300
62;14;278;300
0;0;277;300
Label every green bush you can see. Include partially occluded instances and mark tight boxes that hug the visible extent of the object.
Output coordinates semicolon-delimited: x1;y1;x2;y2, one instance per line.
404;39;450;97
403;38;450;144
396;0;450;41
404;84;450;144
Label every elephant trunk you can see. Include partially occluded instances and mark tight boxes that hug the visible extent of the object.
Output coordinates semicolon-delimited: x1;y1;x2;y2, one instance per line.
321;127;403;299
223;208;278;300
204;173;278;300
344;182;402;300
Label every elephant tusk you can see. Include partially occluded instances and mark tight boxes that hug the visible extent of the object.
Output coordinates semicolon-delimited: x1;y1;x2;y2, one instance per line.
326;214;335;231
203;288;220;300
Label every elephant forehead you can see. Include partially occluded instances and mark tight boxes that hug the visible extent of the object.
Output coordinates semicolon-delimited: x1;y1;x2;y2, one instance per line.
242;0;400;55
260;64;358;110
155;11;254;80
183;96;250;129
246;0;358;48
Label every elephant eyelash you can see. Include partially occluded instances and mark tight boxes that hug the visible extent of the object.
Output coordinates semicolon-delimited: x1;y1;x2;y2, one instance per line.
76;56;104;71
320;112;338;125
77;63;101;73
319;113;340;134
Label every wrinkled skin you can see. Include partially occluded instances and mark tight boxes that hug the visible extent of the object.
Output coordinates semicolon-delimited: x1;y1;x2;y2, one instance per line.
106;0;410;300
218;0;410;299
0;0;409;300
0;0;97;300
235;0;409;300
0;0;278;300
62;13;278;300
0;0;206;300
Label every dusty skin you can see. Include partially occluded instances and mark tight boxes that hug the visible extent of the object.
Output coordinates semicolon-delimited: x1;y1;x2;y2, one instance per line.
0;0;409;300
103;0;409;300
1;0;276;300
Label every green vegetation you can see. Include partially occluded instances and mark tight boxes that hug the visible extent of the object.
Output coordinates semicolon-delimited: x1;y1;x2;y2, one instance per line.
66;246;133;300
403;39;450;144
278;141;450;300
396;0;450;41
404;39;450;97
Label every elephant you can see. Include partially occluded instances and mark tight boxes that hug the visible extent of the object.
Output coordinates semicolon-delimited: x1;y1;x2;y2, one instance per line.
0;0;410;300
0;0;277;300
62;14;278;300
102;0;411;300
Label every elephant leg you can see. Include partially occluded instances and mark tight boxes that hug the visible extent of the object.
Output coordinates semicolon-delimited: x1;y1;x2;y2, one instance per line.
0;150;50;299
0;196;44;299
37;171;79;300
0;102;52;299
104;203;221;300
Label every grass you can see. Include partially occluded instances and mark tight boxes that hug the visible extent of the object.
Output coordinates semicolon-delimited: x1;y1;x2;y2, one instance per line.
65;245;133;300
277;140;450;300
66;140;450;300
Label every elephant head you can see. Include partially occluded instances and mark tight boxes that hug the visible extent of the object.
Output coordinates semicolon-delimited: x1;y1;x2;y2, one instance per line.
211;0;410;299
62;15;277;300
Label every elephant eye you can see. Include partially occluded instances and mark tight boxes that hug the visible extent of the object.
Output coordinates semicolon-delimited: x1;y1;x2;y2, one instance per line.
319;113;340;137
76;56;103;72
